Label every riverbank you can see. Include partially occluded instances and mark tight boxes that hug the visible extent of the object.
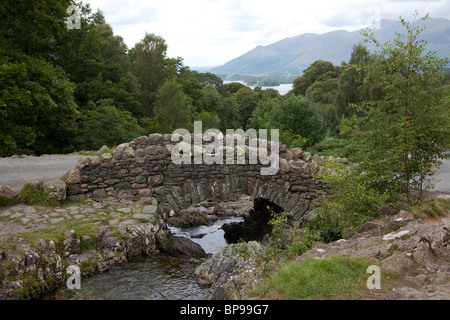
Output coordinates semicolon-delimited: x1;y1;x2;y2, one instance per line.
0;192;255;300
195;196;450;300
0;197;208;299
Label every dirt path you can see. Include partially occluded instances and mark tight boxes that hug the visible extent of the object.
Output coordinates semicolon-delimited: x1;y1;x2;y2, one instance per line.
0;155;92;192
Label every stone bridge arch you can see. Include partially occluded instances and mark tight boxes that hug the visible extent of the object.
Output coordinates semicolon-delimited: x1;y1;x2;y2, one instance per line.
63;133;342;223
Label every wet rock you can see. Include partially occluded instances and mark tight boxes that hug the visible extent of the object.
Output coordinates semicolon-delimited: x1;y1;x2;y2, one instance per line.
167;208;209;228
194;241;262;299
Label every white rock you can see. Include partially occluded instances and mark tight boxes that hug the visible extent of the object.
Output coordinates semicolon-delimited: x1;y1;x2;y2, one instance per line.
383;230;410;241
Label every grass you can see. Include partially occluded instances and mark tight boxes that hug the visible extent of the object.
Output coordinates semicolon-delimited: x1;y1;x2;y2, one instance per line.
251;256;379;300
407;198;450;219
16;182;59;207
67;147;115;156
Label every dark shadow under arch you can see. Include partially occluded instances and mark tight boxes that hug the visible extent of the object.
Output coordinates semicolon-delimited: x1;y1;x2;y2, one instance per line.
222;197;284;243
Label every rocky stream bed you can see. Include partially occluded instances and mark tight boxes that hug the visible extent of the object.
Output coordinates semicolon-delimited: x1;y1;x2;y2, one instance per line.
1;193;450;300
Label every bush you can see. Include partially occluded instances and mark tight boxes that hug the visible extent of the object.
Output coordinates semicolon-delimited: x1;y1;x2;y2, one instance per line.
310;160;389;240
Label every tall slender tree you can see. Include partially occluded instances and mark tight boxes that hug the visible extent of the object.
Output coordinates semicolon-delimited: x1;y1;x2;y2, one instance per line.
354;12;450;200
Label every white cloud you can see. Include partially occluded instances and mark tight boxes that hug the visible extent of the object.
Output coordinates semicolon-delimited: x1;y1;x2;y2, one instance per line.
84;0;450;67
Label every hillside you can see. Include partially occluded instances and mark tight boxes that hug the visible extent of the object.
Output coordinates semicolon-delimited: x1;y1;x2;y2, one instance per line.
210;17;450;76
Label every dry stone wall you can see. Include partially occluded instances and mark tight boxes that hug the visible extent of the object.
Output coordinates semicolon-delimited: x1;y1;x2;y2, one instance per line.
63;133;343;221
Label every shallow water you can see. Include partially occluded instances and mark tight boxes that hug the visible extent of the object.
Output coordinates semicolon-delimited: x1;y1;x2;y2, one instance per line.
168;216;243;254
45;256;207;300
45;217;242;300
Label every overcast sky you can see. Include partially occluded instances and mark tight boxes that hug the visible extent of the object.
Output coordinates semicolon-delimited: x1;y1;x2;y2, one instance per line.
83;0;450;67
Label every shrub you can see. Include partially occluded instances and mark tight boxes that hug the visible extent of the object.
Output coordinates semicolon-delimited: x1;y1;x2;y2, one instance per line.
310;160;389;240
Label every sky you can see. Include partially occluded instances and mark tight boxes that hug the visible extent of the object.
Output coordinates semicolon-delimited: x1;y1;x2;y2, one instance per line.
83;0;450;68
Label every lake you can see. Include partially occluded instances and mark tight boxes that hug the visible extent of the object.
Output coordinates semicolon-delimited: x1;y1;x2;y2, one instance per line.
223;80;293;95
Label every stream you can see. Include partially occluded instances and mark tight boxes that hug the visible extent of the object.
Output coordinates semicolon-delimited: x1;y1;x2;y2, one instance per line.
44;216;243;300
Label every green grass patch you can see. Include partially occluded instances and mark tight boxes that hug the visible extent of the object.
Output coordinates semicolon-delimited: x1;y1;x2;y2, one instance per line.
67;147;114;156
251;256;375;300
407;198;450;219
0;194;17;208
16;182;59;207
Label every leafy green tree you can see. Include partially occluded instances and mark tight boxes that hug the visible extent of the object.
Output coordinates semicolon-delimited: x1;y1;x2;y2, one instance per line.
267;95;327;148
249;98;279;130
76;99;144;150
335;43;376;120
224;82;248;96
292;60;340;96
305;78;340;129
0;0;71;58
194;72;224;93
352;13;450;200
194;111;221;131
153;78;194;133
200;84;223;113
132;33;169;117
217;98;240;131
233;87;259;129
0;49;79;156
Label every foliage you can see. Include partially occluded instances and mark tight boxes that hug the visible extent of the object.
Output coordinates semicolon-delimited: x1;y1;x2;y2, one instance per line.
335;43;378;120
0;0;71;58
292;60;340;96
310;160;389;240
351;12;450;200
153;78;194;133
0;48;79;156
306;136;353;159
16;182;59;207
265;212;321;261
267;95;327;148
75;99;144;150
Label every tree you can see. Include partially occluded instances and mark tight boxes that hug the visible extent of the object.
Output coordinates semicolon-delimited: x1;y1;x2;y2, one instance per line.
232;87;259;129
353;12;450;200
335;43;376;120
153;78;193;133
0;49;79;156
267;95;327;148
76;99;144;150
194;72;224;93
292;60;340;96
0;0;71;58
132;33;168;117
200;84;223;113
217;98;240;131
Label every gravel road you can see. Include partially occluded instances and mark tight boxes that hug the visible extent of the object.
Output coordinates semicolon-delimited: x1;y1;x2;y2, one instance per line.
0;155;91;192
432;158;450;193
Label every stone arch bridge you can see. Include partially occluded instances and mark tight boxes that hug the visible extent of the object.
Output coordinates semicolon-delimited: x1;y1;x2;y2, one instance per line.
63;133;345;223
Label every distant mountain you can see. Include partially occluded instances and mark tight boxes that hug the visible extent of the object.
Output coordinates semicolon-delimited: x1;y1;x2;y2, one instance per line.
210;17;450;77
